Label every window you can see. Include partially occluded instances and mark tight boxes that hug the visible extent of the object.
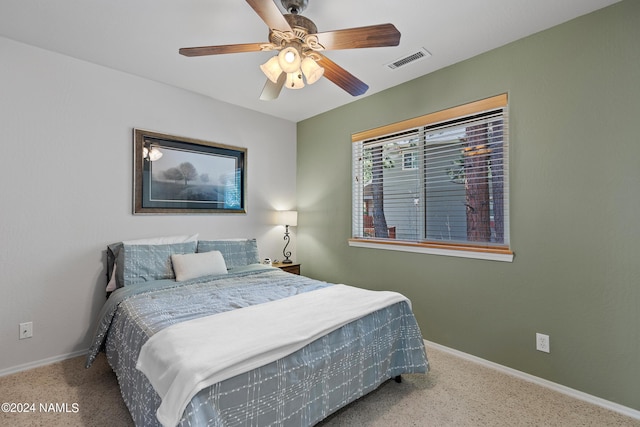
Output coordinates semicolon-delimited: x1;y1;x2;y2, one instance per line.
403;150;418;170
351;94;513;261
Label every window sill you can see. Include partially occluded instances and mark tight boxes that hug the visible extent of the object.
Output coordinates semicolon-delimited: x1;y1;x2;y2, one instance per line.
348;238;514;262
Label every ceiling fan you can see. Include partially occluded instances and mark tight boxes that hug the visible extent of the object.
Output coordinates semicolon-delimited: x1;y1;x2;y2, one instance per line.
179;0;401;100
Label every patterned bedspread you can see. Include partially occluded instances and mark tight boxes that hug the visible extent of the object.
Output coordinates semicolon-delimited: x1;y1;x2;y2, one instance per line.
86;265;428;426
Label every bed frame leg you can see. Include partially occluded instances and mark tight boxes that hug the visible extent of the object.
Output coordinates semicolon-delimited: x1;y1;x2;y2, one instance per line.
394;375;402;383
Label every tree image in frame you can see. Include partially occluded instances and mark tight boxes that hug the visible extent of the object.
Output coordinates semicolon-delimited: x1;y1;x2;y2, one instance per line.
150;149;235;203
177;162;198;185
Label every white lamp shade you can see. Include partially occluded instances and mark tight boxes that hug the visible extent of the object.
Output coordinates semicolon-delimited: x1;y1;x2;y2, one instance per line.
301;57;324;85
260;56;283;83
279;210;298;226
278;46;301;74
286;72;305;89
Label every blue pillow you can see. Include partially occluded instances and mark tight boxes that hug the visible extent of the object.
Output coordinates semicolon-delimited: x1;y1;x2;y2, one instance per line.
121;241;197;286
106;234;198;290
196;239;259;270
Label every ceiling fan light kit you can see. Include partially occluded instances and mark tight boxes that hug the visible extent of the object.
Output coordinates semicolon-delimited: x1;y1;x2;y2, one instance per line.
142;146;163;162
179;0;401;100
260;56;283;83
301;56;324;84
260;42;324;89
286;71;305;89
277;44;302;73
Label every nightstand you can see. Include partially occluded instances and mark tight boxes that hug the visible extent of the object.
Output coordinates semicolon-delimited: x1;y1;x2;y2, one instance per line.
272;262;301;275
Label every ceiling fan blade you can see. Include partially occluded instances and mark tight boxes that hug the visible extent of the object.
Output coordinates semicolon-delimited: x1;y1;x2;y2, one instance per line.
314;23;401;50
246;0;292;32
179;43;266;57
260;73;286;101
315;54;369;97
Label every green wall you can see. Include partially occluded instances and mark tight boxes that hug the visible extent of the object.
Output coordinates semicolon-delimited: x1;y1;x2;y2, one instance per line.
296;0;640;411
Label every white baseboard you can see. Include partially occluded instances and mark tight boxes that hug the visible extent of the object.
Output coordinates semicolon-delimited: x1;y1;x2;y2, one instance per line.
3;341;639;422
0;348;88;377
424;340;640;421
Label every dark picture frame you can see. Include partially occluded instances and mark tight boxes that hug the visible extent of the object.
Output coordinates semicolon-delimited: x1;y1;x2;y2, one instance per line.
133;129;246;214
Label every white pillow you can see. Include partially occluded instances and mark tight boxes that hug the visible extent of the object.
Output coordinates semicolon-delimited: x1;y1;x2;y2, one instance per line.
171;250;228;282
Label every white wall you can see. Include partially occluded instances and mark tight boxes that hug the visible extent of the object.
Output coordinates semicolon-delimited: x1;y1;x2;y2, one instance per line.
0;36;298;373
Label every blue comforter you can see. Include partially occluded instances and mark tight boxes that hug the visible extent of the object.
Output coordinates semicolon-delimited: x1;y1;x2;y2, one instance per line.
86;265;428;426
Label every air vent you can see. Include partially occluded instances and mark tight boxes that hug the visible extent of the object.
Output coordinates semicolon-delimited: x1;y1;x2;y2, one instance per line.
386;48;431;70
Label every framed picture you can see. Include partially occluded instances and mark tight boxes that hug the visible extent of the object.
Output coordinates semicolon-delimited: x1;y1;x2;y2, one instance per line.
133;129;246;214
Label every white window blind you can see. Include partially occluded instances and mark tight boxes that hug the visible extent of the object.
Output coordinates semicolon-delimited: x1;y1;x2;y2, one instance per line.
351;94;512;259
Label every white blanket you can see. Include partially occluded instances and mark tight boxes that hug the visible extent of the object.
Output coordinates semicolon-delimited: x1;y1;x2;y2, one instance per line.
136;284;409;427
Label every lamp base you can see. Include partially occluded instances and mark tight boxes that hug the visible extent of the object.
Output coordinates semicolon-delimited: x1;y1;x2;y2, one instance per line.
282;259;293;264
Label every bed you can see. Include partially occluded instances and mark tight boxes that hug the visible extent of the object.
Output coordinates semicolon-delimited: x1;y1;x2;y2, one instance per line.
86;236;428;426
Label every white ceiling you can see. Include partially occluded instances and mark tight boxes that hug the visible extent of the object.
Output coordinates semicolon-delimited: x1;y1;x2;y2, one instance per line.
0;0;620;122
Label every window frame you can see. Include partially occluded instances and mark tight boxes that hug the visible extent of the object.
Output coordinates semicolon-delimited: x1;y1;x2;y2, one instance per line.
349;94;514;262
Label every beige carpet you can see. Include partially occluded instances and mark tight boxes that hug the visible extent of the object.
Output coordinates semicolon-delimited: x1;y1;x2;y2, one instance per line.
1;344;638;427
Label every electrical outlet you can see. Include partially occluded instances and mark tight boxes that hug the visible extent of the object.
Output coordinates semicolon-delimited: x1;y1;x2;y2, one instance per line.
19;322;33;340
536;333;550;353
